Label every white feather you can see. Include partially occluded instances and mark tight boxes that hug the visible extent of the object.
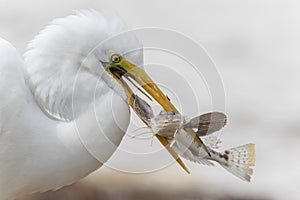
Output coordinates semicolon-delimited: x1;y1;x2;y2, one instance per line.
0;10;141;199
24;9;142;121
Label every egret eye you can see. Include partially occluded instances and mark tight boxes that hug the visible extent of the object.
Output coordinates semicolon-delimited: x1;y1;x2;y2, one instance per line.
111;54;120;63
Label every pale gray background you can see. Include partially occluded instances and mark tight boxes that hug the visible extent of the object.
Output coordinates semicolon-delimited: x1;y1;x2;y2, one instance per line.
1;0;299;199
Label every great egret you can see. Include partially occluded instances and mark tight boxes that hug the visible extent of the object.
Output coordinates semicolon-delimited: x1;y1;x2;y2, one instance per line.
0;10;181;199
0;10;255;200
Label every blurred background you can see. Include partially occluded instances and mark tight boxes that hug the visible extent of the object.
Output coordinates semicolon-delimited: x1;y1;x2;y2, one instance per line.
1;0;299;199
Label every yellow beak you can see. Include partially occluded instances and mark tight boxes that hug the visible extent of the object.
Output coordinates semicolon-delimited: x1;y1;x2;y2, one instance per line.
104;53;204;174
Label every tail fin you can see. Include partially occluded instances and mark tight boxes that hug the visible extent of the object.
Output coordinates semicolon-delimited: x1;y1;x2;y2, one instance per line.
220;144;255;182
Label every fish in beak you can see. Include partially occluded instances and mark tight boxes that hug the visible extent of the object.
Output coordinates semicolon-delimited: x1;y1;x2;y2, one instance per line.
102;52;207;173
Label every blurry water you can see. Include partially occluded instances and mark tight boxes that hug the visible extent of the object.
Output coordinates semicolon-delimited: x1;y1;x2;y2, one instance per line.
1;0;300;199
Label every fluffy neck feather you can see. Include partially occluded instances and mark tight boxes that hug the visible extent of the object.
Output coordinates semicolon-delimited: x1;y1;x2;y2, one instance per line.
23;10;143;121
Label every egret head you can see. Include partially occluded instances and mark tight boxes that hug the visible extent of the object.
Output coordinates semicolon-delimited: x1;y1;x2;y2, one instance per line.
22;9;186;172
100;52;178;113
24;10;142;120
24;9;177;122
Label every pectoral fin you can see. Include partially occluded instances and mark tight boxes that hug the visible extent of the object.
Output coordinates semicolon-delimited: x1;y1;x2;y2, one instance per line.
184;112;227;136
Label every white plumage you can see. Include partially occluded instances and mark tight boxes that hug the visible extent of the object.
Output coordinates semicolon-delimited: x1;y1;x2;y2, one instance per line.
0;10;142;199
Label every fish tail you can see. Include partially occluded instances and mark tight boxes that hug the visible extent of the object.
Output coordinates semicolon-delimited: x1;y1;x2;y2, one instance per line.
218;143;255;182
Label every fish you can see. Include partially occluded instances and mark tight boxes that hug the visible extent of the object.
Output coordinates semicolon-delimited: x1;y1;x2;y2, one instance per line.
133;95;256;182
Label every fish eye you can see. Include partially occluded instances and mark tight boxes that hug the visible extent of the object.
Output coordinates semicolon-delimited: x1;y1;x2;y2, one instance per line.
110;54;120;63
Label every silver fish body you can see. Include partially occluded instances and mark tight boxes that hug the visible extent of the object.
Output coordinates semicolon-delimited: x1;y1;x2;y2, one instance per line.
133;95;255;182
150;111;186;138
